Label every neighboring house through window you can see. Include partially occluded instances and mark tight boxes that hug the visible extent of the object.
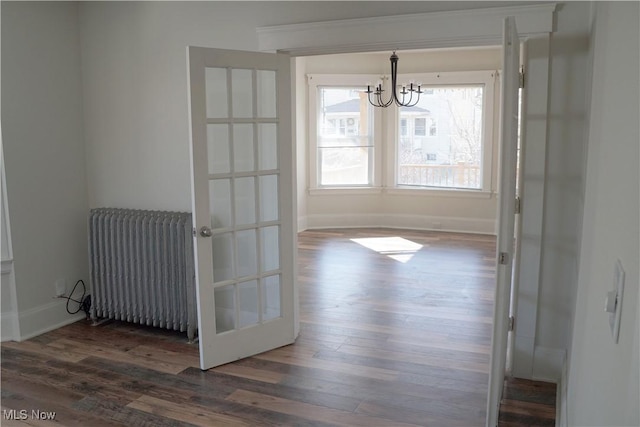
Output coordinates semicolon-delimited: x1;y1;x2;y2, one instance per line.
308;74;382;188
307;71;495;193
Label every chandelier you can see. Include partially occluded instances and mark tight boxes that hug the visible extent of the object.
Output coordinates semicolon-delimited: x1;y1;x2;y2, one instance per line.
366;51;423;108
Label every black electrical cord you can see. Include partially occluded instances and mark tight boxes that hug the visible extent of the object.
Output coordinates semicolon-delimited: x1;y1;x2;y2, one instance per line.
64;279;90;316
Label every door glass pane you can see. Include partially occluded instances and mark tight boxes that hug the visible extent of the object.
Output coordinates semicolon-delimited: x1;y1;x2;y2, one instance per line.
233;124;255;172
258;123;278;170
260;226;280;272
214;284;235;333
234;177;256;225
262;275;281;321
209;179;232;229
207;124;230;174
205;68;228;118
257;70;276;118
236;229;257;278
232;69;253;118
259;175;278;222
212;233;234;283
238;280;259;327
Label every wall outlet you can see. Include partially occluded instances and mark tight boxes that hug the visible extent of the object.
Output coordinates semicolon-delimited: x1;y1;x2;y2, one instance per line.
54;278;67;297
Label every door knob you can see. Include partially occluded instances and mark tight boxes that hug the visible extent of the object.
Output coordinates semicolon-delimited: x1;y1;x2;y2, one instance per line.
199;226;213;237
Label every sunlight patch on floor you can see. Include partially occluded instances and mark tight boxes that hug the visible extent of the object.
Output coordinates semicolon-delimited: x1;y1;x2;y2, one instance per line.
350;236;423;263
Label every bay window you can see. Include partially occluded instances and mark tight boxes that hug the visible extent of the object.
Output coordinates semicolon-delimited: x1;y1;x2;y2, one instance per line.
308;70;496;194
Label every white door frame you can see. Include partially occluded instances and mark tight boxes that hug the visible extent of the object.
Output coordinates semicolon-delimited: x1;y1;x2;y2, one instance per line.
255;4;555;426
486;16;521;426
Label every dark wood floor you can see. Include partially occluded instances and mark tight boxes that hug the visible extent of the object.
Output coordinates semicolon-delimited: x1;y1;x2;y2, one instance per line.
1;228;555;426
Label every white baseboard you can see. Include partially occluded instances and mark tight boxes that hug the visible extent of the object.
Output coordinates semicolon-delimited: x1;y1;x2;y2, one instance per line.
532;345;565;382
1;259;13;274
16;299;86;341
511;335;535;378
556;352;568;427
1;311;18;342
1;259;20;341
297;215;309;232
303;213;496;235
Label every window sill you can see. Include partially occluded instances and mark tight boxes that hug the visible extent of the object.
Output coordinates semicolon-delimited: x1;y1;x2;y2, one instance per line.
307;187;495;198
385;187;495;199
308;187;382;196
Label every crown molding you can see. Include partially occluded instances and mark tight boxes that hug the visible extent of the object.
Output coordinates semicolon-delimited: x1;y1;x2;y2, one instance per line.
257;3;556;56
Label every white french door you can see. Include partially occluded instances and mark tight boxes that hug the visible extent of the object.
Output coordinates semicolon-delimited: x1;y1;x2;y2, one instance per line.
487;16;520;427
187;47;296;370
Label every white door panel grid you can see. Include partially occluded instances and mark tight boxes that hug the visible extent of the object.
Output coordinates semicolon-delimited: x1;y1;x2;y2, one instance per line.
487;16;520;427
188;46;296;370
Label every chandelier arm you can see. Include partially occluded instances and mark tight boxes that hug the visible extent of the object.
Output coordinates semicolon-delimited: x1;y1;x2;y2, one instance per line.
382;91;394;108
378;86;394;108
367;91;381;108
406;96;420;108
398;89;413;107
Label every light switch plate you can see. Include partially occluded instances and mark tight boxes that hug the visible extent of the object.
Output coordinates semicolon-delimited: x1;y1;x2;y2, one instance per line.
609;260;625;343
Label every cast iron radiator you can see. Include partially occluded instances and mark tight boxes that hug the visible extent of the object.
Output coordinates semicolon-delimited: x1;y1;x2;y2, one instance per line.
88;208;197;342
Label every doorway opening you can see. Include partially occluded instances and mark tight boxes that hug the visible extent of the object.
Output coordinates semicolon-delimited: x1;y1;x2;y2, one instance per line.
293;46;506;423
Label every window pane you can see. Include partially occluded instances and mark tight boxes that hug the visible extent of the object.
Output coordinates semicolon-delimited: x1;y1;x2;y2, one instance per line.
319;147;371;186
397;86;483;189
205;68;228;119
209;179;232;229
257;70;276;118
238;280;259;327
260;225;280;272
414;118;426;136
234;177;256;225
232;69;253;118
318;87;373;186
233;124;254;172
262;275;281;321
207;124;230;174
214;285;235;333
258;123;278;170
212;233;234;283
259;175;279;222
236;229;257;278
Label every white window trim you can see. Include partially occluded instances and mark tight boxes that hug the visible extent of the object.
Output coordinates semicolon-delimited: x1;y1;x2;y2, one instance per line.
384;187;493;199
385;70;498;193
307;74;383;190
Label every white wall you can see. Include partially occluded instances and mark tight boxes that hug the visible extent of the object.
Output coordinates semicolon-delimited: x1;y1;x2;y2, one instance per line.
77;1;520;213
76;1;589;374
567;2;639;425
1;1;89;339
299;48;501;233
510;1;593;382
536;0;591;359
